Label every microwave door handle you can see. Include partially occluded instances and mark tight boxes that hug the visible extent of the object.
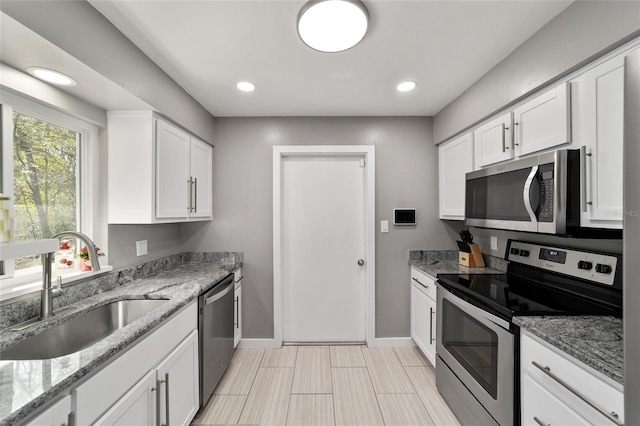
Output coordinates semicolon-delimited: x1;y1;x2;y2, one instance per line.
523;166;539;223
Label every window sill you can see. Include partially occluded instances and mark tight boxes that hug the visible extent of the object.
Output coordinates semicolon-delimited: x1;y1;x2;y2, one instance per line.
0;266;114;304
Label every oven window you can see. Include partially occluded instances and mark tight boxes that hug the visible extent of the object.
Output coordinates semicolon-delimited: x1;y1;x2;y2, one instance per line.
465;168;532;221
442;299;498;399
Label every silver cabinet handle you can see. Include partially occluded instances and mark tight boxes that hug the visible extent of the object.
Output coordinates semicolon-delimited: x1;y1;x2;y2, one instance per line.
234;296;239;327
429;307;434;343
533;417;549;426
154;380;161;426
194;177;198;213
187;178;193;213
411;277;428;289
531;361;623;426
580;145;593;212
63;411;76;426
163;373;170;426
501;123;507;152
234;276;244;284
513;121;520;146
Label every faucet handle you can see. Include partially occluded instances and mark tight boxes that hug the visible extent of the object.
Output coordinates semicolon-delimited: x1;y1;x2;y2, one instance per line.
52;276;63;298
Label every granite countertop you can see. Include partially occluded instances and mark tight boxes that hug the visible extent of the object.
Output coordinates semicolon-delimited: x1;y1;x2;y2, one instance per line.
0;260;240;426
514;316;623;386
408;259;502;279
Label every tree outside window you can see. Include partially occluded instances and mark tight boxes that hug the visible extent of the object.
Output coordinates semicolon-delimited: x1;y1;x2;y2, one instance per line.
12;112;78;270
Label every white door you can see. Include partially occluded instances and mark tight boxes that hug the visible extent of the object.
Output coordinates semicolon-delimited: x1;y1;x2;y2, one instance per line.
282;155;366;342
189;137;213;218
474;112;513;167
156;118;190;219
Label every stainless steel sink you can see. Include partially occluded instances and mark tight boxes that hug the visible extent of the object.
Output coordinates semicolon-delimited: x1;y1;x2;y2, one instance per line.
0;299;169;360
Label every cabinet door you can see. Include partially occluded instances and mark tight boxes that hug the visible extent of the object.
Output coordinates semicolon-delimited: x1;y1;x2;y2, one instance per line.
410;284;436;366
189;137;213;219
513;83;571;156
95;370;156;426
234;285;242;348
579;54;625;228
474;112;513;167
156;118;190;219
26;395;72;426
521;374;590;426
156;331;199;426
439;132;474;220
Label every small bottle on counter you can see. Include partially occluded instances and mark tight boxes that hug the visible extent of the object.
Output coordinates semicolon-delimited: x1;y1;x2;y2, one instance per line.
55;241;75;273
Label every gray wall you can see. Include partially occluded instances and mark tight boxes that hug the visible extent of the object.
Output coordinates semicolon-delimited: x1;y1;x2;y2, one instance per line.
181;117;459;339
434;1;640;144
108;224;182;269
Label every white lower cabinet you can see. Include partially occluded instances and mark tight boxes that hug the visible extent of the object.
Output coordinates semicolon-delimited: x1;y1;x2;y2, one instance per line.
73;302;198;425
97;331;198;426
25;395;72;426
520;331;624;426
410;267;436;366
234;268;243;348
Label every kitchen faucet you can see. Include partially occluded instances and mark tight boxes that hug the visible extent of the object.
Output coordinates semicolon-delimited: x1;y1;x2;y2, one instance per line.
38;231;102;319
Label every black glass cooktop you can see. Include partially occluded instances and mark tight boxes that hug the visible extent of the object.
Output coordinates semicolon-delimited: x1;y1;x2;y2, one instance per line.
437;273;621;321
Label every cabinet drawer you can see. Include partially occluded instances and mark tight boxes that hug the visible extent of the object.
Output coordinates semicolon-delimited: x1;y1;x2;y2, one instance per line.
521;332;624;424
410;267;436;301
521;374;589;426
74;302;197;425
234;268;243;289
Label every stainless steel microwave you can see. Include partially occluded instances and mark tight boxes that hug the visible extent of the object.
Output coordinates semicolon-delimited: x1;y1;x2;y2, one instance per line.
465;149;579;235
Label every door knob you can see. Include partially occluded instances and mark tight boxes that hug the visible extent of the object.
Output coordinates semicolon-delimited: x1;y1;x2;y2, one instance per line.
358;259;365;266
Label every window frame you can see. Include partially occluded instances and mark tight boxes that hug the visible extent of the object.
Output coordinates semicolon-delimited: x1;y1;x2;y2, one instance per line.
1;92;102;299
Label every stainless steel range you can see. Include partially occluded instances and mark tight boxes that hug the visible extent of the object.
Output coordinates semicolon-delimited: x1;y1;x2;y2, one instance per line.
436;240;622;426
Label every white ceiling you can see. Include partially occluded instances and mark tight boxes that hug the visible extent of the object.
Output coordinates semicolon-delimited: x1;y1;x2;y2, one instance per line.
89;0;573;117
0;12;152;112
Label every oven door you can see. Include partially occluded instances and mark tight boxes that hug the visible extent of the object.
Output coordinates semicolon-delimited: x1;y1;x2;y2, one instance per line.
437;285;514;426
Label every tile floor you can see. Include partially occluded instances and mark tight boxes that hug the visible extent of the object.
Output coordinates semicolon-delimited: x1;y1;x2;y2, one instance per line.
192;346;460;426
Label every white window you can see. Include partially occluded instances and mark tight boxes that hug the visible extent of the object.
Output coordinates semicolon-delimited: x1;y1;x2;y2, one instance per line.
1;93;102;299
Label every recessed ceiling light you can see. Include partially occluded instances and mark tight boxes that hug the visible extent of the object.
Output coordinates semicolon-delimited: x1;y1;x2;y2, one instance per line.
27;67;77;86
397;81;417;92
298;0;369;53
236;81;256;92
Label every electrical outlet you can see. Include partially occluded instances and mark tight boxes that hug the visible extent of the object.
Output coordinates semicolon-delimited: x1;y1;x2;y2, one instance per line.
381;220;389;233
136;240;148;256
490;236;498;251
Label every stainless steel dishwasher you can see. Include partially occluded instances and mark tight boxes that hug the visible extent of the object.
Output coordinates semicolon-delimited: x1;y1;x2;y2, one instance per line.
198;273;235;407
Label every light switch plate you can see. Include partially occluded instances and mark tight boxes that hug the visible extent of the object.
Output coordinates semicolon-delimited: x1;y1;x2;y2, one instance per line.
136;240;148;256
381;220;389;233
490;236;498;251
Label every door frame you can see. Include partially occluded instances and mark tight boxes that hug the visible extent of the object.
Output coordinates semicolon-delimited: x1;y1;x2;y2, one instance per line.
273;145;375;347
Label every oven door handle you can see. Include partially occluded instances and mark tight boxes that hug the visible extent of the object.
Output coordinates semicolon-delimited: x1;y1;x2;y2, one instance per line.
439;285;511;331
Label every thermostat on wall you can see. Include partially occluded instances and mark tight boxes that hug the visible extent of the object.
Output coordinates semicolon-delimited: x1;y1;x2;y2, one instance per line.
394;209;416;226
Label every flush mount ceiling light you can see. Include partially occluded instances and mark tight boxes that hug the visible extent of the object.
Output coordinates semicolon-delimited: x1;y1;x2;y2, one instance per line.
236;81;256;92
27;67;77;86
297;0;369;53
397;81;417;92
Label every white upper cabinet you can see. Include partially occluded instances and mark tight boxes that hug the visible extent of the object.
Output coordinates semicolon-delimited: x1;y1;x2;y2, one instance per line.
108;112;213;224
189;136;213;218
156;119;191;219
439;132;474;220
513;82;571;156
572;51;628;229
474;83;571;168
474;112;513;167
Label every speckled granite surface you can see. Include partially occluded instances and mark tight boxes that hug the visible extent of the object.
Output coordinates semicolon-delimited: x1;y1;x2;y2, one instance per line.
0;252;242;426
408;250;503;278
514;315;623;386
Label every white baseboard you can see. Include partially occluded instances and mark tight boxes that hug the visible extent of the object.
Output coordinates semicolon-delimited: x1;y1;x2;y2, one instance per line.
237;338;281;349
238;337;416;349
367;337;415;348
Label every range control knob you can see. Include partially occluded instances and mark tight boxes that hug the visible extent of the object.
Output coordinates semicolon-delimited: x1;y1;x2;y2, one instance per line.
510;248;520;256
519;250;530;257
595;264;613;274
577;261;593;270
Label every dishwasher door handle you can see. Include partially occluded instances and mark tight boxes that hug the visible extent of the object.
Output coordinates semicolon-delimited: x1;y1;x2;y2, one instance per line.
205;282;234;306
